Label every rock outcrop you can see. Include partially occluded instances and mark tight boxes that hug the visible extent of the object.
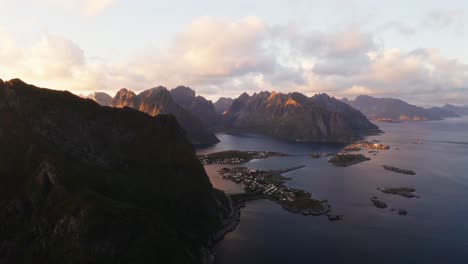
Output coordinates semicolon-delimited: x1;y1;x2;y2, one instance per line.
222;91;380;142
0;78;228;263
111;87;219;146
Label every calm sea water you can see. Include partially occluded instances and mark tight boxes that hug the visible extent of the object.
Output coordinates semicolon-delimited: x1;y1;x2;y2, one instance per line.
197;117;468;264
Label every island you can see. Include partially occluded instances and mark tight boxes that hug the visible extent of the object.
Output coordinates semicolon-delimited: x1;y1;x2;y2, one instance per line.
383;165;416;175
343;141;390;152
219;166;331;216
198;150;287;165
310;153;334;159
370;197;388;208
328;153;371;167
379;187;419;198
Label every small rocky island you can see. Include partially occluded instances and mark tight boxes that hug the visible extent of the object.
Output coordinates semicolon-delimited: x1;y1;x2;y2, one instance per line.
310;153;334;159
383;165;416;175
328;153;371;167
219;166;331;216
370;197;388;208
198;150;287;165
379;187;419;198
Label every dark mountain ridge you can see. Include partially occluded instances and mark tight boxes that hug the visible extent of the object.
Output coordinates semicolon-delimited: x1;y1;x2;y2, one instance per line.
170;86;219;128
0;78;229;263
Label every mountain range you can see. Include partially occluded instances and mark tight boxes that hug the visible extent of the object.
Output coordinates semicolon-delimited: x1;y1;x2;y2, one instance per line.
342;95;460;122
222;91;381;142
0;78;231;263
111;87;220;146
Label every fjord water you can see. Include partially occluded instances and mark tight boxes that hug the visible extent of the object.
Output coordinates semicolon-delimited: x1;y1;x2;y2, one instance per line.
197;117;468;264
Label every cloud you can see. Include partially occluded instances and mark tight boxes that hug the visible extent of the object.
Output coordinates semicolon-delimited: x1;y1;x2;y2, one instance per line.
43;0;115;16
0;27;146;93
422;10;465;30
128;17;274;87
376;22;416;36
0;16;467;105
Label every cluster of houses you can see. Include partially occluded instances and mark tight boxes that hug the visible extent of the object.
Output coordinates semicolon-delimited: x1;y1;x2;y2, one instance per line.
344;141;390;152
219;167;301;203
199;156;246;165
198;150;287;166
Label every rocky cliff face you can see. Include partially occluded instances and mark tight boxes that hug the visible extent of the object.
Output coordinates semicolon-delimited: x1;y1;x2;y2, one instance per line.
111;87;219;146
213;97;234;114
343;95;456;121
170;86;219;128
0;79;227;264
223;91;380;142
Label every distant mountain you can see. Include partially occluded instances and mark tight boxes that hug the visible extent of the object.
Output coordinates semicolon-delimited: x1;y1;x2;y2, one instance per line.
214;97;234;114
223;91;380;142
426;107;460;118
0;78;229;263
170;86;219;127
441;104;468;116
111;87;219;146
343;95;456;121
83;92;113;106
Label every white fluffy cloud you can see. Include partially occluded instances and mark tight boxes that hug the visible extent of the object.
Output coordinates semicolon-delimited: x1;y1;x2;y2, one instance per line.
1;16;467;105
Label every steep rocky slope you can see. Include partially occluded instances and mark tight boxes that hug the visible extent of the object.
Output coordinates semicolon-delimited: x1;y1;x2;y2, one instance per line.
223;91;380;142
0;79;228;264
111;87;219;146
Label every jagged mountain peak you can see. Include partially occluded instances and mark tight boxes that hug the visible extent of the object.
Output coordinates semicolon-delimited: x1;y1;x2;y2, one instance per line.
112;86;219;145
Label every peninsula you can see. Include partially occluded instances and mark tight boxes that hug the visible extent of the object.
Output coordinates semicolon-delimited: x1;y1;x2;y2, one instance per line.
219;166;331;216
198;150;287;165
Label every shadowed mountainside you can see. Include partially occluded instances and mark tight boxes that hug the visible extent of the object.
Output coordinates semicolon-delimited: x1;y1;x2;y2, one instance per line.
213;97;234;114
0;78;229;264
111;87;219;146
222;91;380;142
170;86;219;128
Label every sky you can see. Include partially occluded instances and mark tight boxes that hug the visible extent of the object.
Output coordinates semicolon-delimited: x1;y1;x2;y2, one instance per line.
0;0;467;106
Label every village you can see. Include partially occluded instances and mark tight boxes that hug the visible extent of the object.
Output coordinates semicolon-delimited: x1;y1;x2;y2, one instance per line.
343;141;391;152
198;150;287;165
217;167;330;216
